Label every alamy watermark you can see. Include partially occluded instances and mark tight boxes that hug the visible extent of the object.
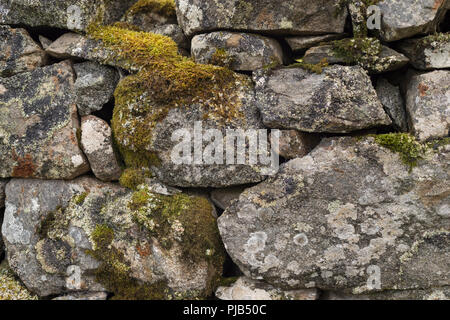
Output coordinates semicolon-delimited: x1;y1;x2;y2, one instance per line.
170;121;280;175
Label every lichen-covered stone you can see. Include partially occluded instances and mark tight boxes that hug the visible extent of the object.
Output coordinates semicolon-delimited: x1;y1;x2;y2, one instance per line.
175;0;348;36
0;261;38;300
254;66;391;133
0;61;90;179
397;33;450;70
191;32;283;71
376;78;408;132
81;116;122;182
0;25;47;77
2;177;225;299
278;130;321;160
74;62;119;116
303;44;409;74
0;0;136;32
218;137;449;293
216;277;318;300
378;0;449;42
286;34;346;53
405;70;450;141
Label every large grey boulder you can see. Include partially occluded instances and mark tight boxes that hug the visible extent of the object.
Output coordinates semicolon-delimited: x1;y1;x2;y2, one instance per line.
376;78;408;132
405;70;450;141
0;61;90;179
0;0;136;32
74;62;119;116
378;0;449;42
191;32;283;71
0;26;47;77
2;178;225;298
175;0;347;36
397;34;450;70
218;137;449;293
80;116;122;182
253;66;391;133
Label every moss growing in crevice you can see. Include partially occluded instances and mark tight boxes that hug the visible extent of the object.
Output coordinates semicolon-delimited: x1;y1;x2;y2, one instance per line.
210;48;234;68
331;37;382;65
86;24;247;175
125;0;176;19
289;58;329;74
418;32;450;47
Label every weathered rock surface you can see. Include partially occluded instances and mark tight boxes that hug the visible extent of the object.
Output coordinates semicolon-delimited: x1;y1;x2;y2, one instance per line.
115;74;274;188
218;137;450;293
192;32;283;71
0;178;6;208
323;287;450;300
286;34;346;53
405;70;450;141
278;130;321;160
81;116;122;182
0;261;38;300
216;277;318;300
254;66;391;133
378;0;449;42
211;186;247;211
376;78;408;132
175;0;348;36
0;25;47;77
302;45;409;74
2;177;225;298
0;0;136;32
53;292;108;300
0;61;90;179
74;62;119;116
397;34;450;70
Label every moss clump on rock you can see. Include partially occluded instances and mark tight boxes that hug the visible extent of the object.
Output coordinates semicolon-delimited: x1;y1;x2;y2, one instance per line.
331;37;382;65
418;32;450;47
87;24;247;182
289;58;329;74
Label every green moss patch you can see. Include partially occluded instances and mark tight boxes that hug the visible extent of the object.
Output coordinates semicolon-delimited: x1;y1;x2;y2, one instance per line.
289;58;329;74
125;0;176;19
331;37;382;65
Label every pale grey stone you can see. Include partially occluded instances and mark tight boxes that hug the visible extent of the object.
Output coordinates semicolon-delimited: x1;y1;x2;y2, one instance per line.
376;78;408;132
397;35;450;70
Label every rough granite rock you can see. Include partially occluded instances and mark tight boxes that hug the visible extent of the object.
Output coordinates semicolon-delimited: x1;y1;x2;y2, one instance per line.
376;78;408;132
405;70;450;141
0;61;90;179
397;35;450;70
285;34;346;53
175;0;348;36
0;25;47;77
0;261;38;300
74;62;119;116
0;178;6;208
2;177;225;298
53;292;108;300
210;186;247;211
277;130;321;160
0;0;136;32
81;116;122;182
302;45;409;74
323;287;450;300
378;0;449;42
191;32;283;71
218;137;450;293
216;277;318;300
253;66;391;133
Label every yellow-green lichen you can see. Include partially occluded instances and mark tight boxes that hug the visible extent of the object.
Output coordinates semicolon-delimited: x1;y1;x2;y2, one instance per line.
119;168;154;190
86;24;246;173
0;262;38;300
289;58;329;74
419;32;450;47
125;0;176;19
